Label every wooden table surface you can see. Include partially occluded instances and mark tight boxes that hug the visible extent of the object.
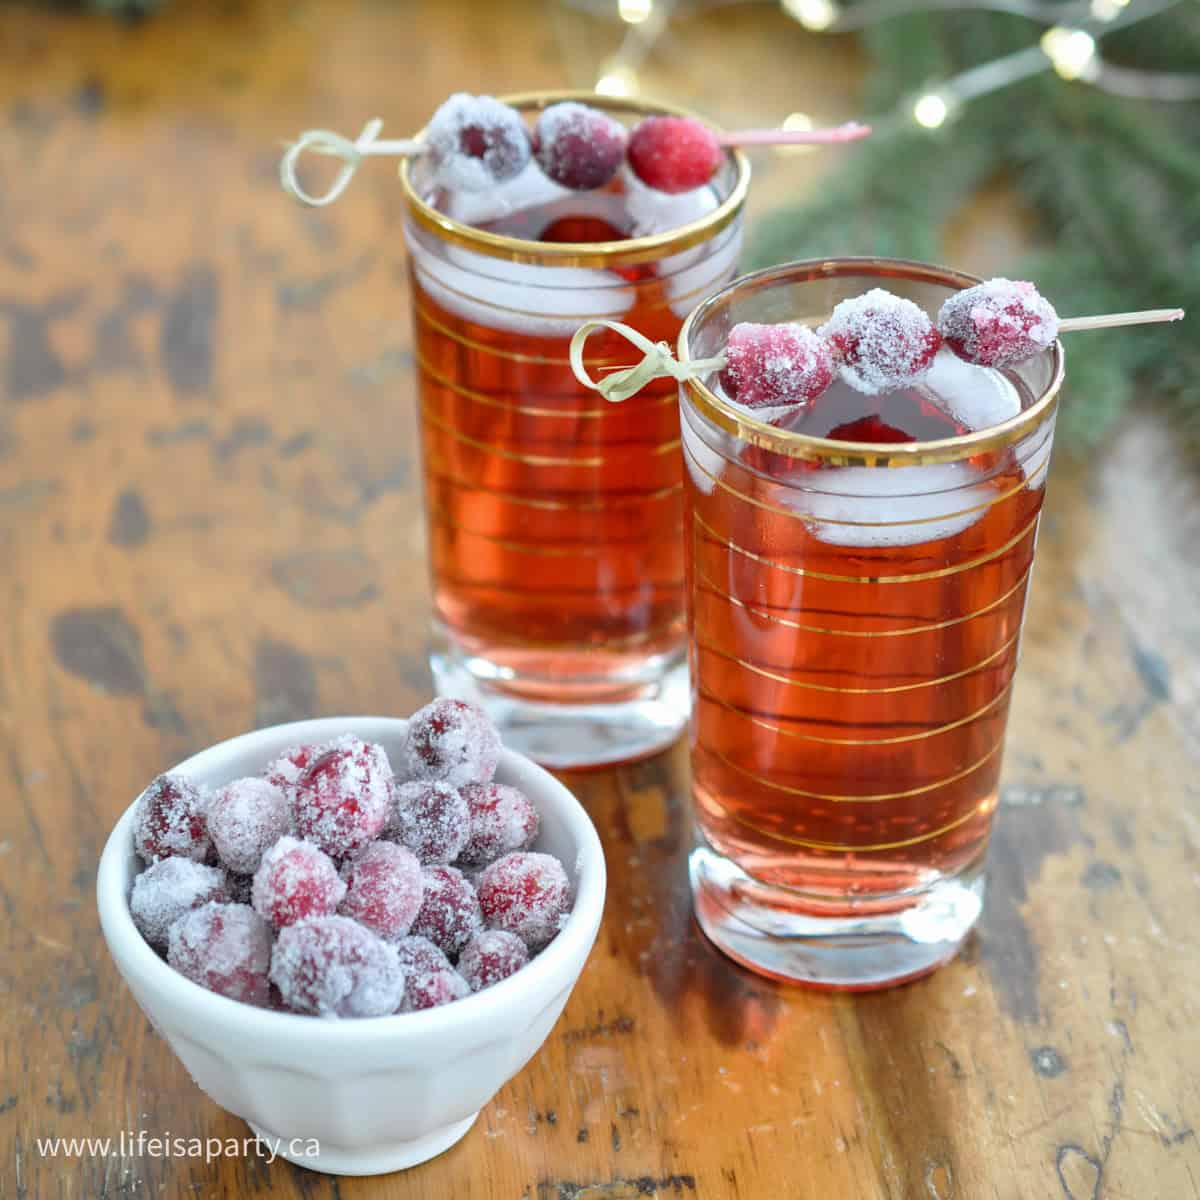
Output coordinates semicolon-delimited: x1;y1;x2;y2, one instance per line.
2;2;1198;1197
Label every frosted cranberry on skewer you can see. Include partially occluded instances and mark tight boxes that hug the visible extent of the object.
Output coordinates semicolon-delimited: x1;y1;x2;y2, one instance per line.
819;289;942;395
721;322;835;409
533;102;627;190
938;279;1058;368
426;93;531;192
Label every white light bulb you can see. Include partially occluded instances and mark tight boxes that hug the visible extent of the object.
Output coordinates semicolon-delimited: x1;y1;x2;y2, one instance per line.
1041;27;1098;80
1090;0;1128;17
618;0;653;24
596;66;638;97
776;111;816;155
913;93;950;129
781;0;840;32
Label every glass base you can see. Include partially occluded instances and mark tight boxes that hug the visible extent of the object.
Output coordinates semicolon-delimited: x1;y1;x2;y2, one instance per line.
429;625;689;770
689;838;984;990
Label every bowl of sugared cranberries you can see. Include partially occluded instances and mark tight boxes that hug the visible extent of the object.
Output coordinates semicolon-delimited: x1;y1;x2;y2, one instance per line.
97;712;605;1176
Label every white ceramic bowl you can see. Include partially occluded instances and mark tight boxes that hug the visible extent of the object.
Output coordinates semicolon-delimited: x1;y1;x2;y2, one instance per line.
97;716;606;1176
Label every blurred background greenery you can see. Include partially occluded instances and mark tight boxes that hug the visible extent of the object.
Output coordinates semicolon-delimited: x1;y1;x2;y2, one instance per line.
48;0;1200;446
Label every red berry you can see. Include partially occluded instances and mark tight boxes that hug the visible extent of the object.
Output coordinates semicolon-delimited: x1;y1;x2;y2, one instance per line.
457;783;539;867
394;937;469;1012
476;851;570;952
409;865;483;959
721;323;835;409
827;415;917;444
133;774;211;864
167;902;272;1006
264;744;319;804
130;857;227;949
339;841;425;941
388;780;470;865
819;289;942;395
403;699;501;790
251;835;345;928
269;916;405;1017
627;116;722;194
533;102;627;191
426;93;531;193
458;929;529;992
207;777;290;874
292;735;393;858
938;278;1059;368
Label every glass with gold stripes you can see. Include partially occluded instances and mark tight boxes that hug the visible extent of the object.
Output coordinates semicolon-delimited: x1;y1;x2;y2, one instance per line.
678;258;1064;988
400;92;750;768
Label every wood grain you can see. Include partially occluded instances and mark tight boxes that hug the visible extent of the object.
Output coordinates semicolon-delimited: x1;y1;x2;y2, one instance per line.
0;2;1197;1197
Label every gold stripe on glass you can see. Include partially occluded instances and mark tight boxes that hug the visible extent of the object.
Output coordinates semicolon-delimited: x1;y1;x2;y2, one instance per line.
697;677;1013;746
694;629;1019;694
692;560;1033;638
692;510;1040;585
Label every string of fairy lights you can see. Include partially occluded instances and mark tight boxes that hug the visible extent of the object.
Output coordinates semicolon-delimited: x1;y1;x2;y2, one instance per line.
560;0;1200;133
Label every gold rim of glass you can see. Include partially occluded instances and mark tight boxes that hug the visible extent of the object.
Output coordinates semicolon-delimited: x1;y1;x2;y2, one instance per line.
398;90;752;268
678;257;1066;467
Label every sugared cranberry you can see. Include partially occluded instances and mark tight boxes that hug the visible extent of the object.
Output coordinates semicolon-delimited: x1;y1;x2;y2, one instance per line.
388;780;470;865
269;916;405;1017
167;902;272;1006
533;102;627;191
394;936;469;1011
403;699;501;790
458;929;529;992
133;774;211;864
409;865;483;959
457;783;539;867
426;93;531;193
265;744;319;804
291;735;393;858
721;322;835;409
130;857;227;949
938;278;1059;368
819;289;942;396
339;841;424;941
207;777;290;875
251;835;346;928
627;116;722;194
476;852;570;952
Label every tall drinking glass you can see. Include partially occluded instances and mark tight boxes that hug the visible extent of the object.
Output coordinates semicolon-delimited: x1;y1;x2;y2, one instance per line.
400;92;750;769
678;258;1063;988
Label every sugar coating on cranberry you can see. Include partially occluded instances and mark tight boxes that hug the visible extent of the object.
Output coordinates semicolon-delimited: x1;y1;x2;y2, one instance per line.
292;734;393;858
133;774;211;864
458;929;530;993
265;744;319;803
167;902;272;1006
394;936;469;1011
457;783;539;867
819;289;943;395
404;699;501;789
627;116;722;194
426;93;531;193
207;777;290;874
252;835;346;928
938;278;1058;369
533;102;627;191
130;857;227;949
410;865;483;958
721;322;835;410
476;851;571;952
270;916;405;1018
389;780;470;865
339;841;424;941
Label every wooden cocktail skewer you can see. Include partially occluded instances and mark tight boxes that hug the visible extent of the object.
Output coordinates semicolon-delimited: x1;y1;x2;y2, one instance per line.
281;115;872;207
1058;308;1184;332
